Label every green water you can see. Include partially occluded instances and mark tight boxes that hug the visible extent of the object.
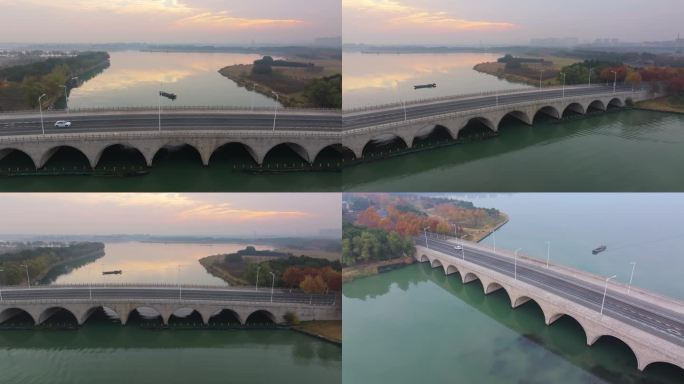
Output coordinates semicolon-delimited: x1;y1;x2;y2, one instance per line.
343;264;683;384
0;324;341;384
343;110;684;192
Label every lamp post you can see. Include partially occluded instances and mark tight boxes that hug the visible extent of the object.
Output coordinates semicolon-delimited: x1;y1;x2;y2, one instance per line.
560;72;566;98
588;65;592;87
251;82;256;111
255;266;261;291
545;241;551;268
514;248;521;280
38;93;47;135
272;91;279;132
627;262;636;294
269;272;275;303
22;264;31;288
492;230;496;252
178;264;182;301
158;83;162;132
424;227;429;249
600;274;617;317
0;269;4;301
610;70;617;94
539;70;544;89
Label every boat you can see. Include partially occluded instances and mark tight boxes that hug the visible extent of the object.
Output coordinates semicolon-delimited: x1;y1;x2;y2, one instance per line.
102;270;122;275
592;245;607;255
414;83;437;89
159;91;177;100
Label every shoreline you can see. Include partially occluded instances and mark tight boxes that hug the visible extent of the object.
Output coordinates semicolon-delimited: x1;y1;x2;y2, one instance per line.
291;320;342;346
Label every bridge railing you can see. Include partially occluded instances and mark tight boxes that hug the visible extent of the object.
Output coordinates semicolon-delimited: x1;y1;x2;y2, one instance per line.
343;83;639;113
344;88;645;134
0;297;338;306
0;105;342;116
1;283;338;295
0;129;344;143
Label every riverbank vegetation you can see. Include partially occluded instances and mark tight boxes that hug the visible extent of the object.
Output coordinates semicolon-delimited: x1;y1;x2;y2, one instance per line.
199;246;341;293
342;194;508;280
0;52;110;111
292;320;342;345
219;52;341;108
0;242;105;285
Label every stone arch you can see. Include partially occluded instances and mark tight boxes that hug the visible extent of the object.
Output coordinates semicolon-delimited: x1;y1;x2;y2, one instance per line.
38;145;90;169
92;143;147;169
484;281;506;295
151;143;204;167
209;141;260;165
0;148;38;169
80;305;122;325
263;142;312;164
168;307;204;324
127;306;168;325
312;143;356;164
511;294;532;309
430;258;443;270
445;264;460;276
38;306;78;325
497;110;533;128
0;307;37;325
462;116;497;133
410;124;455;147
545;313;591;342
208;308;243;325
462;271;481;284
641;361;684;374
587;100;606;112
588;334;641;370
607;97;624;108
419;254;429;263
562;102;586;116
245;309;277;324
361;134;409;158
533;105;562;122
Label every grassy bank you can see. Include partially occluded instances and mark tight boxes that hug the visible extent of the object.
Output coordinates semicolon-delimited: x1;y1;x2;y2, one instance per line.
474;55;582;87
635;96;684;114
292;320;342;345
198;254;248;285
342;256;416;282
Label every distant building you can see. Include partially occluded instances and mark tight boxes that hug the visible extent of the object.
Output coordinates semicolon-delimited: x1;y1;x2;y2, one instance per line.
529;37;578;47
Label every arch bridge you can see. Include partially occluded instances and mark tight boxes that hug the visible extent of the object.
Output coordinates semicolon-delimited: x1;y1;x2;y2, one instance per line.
0;284;340;326
343;85;653;159
415;235;684;372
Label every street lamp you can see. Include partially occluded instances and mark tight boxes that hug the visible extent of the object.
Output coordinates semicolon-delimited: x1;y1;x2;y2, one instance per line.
588;65;592;87
492;230;496;252
178;264;182;301
22;264;31;288
600;274;617;317
251;82;256;111
423;227;429;249
514;248;521;280
560;72;566;98
269;272;275;303
545;241;551;268
539;70;544;89
610;70;617;94
393;83;407;122
272;91;279;132
255;265;261;291
627;262;637;294
38;93;47;135
0;268;4;301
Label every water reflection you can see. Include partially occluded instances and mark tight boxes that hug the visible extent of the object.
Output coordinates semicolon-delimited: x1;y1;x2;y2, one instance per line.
343;52;533;109
68;51;279;108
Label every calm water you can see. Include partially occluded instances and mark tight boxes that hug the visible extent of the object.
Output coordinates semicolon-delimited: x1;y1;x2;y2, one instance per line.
0;326;341;384
343;194;684;383
47;242;272;286
342;52;532;109
68;51;278;109
343;110;684;192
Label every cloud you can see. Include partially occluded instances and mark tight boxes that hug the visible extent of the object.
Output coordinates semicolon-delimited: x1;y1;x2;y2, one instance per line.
177;203;311;221
344;0;516;31
175;11;303;30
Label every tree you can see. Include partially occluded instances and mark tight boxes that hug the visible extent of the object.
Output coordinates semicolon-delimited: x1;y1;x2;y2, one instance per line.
283;311;300;325
282;267;305;289
300;274;327;294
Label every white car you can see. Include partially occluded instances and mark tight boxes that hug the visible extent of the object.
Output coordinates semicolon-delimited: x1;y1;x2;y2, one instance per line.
54;120;72;128
454;245;463;250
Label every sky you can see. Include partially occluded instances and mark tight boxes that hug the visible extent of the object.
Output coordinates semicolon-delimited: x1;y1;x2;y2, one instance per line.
0;0;340;44
0;193;341;237
343;0;682;45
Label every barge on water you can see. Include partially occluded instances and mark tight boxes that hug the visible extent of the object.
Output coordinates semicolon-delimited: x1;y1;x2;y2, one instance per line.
414;83;437;89
592;245;607;255
102;270;122;275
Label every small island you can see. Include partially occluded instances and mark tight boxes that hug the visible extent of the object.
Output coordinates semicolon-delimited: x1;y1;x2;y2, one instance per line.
199;245;342;344
219;54;341;108
342;194;508;281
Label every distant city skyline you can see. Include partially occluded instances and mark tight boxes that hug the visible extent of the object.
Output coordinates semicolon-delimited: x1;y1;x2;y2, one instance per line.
0;0;340;44
0;193;341;237
343;0;682;45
